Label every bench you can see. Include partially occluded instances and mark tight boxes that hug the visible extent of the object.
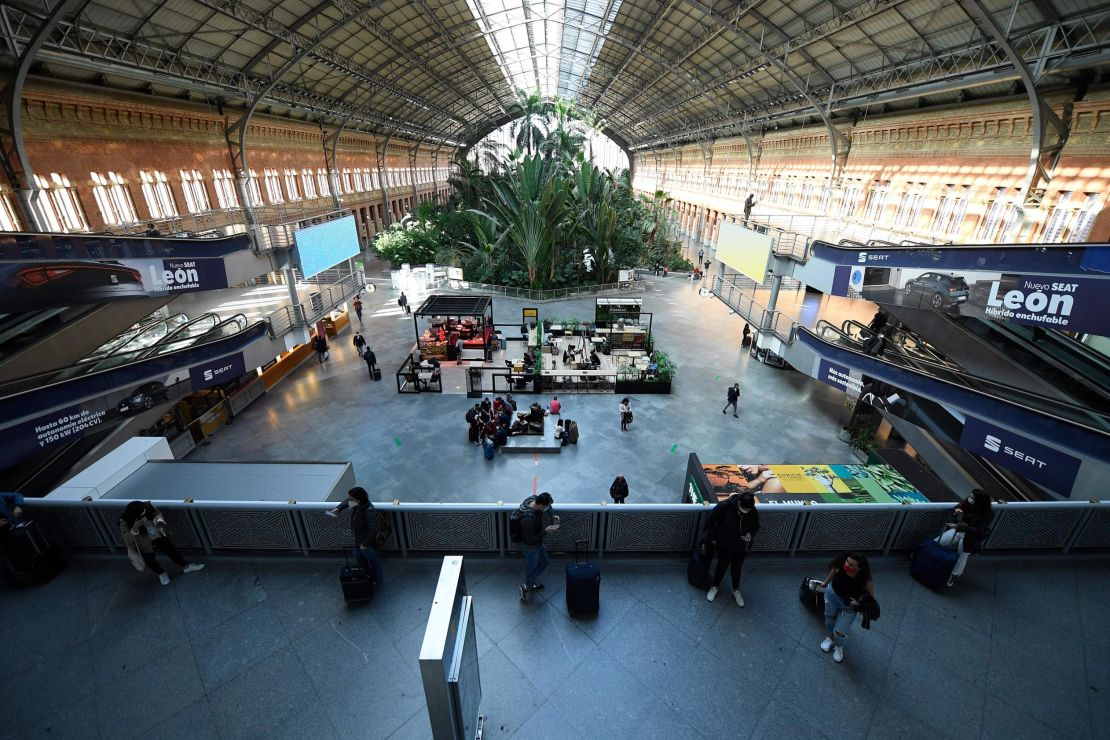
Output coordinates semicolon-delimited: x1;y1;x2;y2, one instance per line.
500;434;563;454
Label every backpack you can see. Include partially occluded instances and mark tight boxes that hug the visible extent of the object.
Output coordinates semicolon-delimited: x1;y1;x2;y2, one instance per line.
509;506;535;544
369;503;392;548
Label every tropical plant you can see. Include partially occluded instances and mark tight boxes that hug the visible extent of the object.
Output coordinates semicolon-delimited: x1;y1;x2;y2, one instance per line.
507;89;550;157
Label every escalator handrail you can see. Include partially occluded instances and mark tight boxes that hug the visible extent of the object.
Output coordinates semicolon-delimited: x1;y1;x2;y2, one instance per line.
152;312;223;348
0;321;268;411
841;318;960;369
196;314;249;343
801;325;1110;437
0;231;252;261
985;319;1110;392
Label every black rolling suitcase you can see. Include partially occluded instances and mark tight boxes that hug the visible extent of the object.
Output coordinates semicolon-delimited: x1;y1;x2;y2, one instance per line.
798;577;826;615
340;554;373;605
565;540;600;616
687;546;713;590
2;520;65;587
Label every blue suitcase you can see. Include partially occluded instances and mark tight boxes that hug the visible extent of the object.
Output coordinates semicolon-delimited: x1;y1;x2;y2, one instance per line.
482;438;495;460
910;537;958;590
565;540;600;616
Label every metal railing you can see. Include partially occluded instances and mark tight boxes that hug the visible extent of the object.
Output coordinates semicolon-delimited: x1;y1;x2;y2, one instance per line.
21;498;1110;559
447;279;643;302
263;272;364;338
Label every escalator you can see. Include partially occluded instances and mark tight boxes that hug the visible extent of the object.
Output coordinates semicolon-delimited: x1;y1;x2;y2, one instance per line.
0;231;273;381
0;317;269;470
802;321;1110;466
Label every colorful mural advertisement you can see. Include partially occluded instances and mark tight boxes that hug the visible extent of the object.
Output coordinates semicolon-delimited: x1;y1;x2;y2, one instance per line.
694;463;930;504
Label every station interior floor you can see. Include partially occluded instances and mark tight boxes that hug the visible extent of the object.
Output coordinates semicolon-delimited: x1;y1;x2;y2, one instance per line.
4;263;1109;739
186;273;871;504
2;554;1106;739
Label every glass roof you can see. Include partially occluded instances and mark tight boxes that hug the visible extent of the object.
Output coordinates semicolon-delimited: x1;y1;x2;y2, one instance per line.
465;0;623;99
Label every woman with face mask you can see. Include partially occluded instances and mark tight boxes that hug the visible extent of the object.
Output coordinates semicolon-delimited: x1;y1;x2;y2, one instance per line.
703;492;760;607
329;487;383;584
937;488;993;586
818;552;875;663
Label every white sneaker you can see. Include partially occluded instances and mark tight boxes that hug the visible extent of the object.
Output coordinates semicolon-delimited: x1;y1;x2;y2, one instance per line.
833;645;844;663
733;589;745;607
158;573;171;586
706;586;718;602
820;637;834;653
183;563;205;574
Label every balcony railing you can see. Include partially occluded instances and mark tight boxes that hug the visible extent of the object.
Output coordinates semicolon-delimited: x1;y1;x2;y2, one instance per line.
21;499;1110;558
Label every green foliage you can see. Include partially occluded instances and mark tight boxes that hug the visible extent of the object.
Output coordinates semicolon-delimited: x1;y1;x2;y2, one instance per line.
427;91;692;288
652;350;676;382
845;414;880;452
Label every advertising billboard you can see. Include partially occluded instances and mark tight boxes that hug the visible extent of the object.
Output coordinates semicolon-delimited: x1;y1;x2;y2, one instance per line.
843;265;1110;335
958;416;1081;494
714;221;773;283
294;215;360;279
0;257;230;312
694;463;929;504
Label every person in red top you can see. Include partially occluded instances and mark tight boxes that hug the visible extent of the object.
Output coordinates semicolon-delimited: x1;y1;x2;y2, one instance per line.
548;396;561;415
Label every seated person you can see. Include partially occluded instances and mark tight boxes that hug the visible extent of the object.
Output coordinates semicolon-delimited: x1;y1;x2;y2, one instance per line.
518;402;545;424
492;331;504;350
640;357;659;380
509;418;528;436
554;419;568;446
589;351;600;368
548;396;561;415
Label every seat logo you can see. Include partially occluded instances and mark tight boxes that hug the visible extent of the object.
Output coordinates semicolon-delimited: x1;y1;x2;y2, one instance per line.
984;434;1001;452
857;251;867;263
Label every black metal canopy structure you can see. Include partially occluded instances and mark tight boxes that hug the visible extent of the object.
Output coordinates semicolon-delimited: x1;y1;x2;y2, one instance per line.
0;0;1106;152
413;294;493;318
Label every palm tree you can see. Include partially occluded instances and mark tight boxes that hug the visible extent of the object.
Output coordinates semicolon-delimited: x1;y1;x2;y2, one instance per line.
507;89;549;157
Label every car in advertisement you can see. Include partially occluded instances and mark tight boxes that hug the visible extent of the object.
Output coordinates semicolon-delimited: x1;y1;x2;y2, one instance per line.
903;271;969;310
116;381;170;415
1;261;146;306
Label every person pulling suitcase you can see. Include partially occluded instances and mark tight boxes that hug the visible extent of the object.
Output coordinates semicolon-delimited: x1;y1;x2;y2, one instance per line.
510;492;558;602
329;487;385;604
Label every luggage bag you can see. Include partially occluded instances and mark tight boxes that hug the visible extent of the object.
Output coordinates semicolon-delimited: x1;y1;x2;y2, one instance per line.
565;540;600;616
3;520;66;587
482;437;496;460
340;556;373;605
372;367;382;381
798;576;826;615
687;547;713;590
910;537;958;590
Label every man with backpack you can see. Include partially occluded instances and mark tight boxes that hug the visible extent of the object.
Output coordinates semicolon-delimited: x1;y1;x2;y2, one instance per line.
723;383;740;417
511;492;559;602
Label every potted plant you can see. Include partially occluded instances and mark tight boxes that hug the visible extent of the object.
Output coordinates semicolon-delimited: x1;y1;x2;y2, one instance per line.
844;414;880;461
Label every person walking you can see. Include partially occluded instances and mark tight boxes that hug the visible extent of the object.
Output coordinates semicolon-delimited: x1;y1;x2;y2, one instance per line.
704;492;759;606
398;292;410;315
697;248;704;264
363;348;378;377
609;474;629;504
329;487;384;584
817;552;875;663
704;259;711;276
312;334;329;364
742;323;752;348
119;501;205;585
723;383;740;417
352;331;366;357
938;489;993;586
352;295;364;325
619;397;632;432
517;492;558;602
456;335;465;365
743;193;756;221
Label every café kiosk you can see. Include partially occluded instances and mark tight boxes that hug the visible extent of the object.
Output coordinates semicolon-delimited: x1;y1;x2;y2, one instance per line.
398;294;495;394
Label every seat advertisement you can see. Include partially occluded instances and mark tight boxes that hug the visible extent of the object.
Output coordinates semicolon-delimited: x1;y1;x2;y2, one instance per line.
958;416;1082;494
687;460;929;505
0;256;230;312
838;264;1109;334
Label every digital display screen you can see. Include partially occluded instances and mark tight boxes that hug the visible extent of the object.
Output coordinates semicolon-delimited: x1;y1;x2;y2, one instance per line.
293;215;360;279
714;221;773;283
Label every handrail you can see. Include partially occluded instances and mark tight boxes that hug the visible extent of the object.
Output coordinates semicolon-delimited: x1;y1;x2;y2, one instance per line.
0;231;252;261
20;497;1110;558
802;325;1110;437
450;279;642;302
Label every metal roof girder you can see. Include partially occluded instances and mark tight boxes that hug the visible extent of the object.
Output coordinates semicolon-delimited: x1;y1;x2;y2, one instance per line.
412;0;509;116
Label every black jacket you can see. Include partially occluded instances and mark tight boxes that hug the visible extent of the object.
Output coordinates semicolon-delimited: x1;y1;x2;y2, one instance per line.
609;477;629;501
954;498;993;551
313;336;328;352
517;497;552;547
343;502;379;549
705;497;760;552
353;335;366;348
727;386;740;403
363;349;377;366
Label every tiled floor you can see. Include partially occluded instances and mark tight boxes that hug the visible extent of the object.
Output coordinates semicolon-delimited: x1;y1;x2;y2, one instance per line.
188;271;854;504
3;554;1107;739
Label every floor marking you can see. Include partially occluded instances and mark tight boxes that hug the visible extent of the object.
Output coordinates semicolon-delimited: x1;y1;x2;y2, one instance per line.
533;475;538;495
714;374;721;380
670;444;678;453
394;437;402;447
534;452;539;466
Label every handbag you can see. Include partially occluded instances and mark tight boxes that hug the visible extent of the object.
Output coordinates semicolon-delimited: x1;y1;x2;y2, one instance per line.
126;545;145;572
